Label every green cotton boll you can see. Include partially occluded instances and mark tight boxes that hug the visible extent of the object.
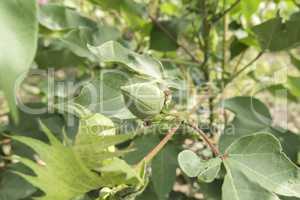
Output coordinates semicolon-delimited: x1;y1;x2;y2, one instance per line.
121;82;165;120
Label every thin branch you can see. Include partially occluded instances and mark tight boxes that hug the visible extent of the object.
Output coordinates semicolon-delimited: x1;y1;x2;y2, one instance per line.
149;15;201;63
232;50;246;74
186;123;220;156
229;51;264;82
213;0;241;23
159;58;199;66
141;122;182;164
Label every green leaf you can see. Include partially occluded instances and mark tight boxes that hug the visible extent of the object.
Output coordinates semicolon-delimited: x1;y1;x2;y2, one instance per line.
0;0;38;122
74;71;135;120
236;0;260;19
253;13;300;51
61;26;121;61
35;39;85;69
265;84;298;102
290;53;300;72
223;133;300;199
178;150;202;178
74;111;133;170
230;37;248;60
39;4;96;31
150;20;178;52
12;124;106;200
199;180;222;200
121;82;165;119
87;0;146;28
125;135;178;200
88;41;164;79
286;76;300;98
12;121;137;200
0;164;36;200
220;96;300;163
178;150;221;183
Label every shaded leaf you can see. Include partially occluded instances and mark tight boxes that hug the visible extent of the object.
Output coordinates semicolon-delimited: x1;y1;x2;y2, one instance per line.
253;13;300;51
0;164;36;200
150;20;178;52
125;135;178;200
39;4;96;31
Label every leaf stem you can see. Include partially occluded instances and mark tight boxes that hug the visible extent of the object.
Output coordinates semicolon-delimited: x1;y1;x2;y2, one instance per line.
213;0;241;23
141;122;182;163
186;123;220;156
228;51;264;84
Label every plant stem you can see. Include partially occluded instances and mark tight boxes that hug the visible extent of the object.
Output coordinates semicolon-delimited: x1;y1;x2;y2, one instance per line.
149;15;201;63
213;0;241;23
159;58;199;66
229;51;264;83
186;123;220;156
221;0;228;125
141;123;182;163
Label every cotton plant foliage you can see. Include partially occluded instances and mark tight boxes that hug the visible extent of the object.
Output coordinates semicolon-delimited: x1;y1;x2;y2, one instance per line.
179;133;300;200
11;115;147;200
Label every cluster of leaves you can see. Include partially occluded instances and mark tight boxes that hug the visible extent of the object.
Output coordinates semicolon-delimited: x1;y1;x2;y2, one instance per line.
1;0;300;200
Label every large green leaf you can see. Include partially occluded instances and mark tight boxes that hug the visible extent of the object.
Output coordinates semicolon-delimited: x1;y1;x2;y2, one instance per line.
88;41;164;79
12;122;138;200
253;13;300;51
222;133;300;199
125;135;178;200
12;125;105;200
39;4;96;31
0;0;38;121
219;96;300;163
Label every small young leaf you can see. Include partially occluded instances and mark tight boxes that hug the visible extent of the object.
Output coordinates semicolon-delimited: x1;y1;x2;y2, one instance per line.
178;150;202;178
121;82;165;119
178;150;221;182
198;157;222;183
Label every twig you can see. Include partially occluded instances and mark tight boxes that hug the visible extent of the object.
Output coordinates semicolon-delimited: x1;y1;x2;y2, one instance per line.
186;123;220;156
229;51;264;83
232;50;246;74
149;15;201;63
141;122;182;163
159;58;199;66
213;0;241;23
